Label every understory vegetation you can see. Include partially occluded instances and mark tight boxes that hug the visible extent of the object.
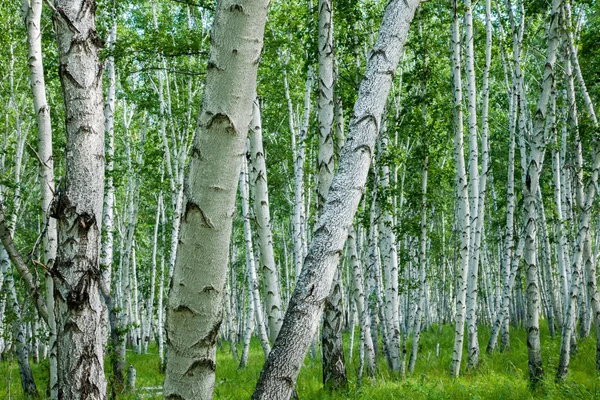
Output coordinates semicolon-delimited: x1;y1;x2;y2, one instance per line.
1;324;598;399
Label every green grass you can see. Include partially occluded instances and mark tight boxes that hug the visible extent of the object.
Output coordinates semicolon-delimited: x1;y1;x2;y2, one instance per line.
1;323;599;399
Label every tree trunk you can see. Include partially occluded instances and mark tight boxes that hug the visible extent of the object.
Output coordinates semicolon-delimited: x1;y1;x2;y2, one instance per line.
163;1;269;397
408;156;428;373
252;1;420;397
240;156;271;358
23;0;58;395
52;0;107;396
521;0;561;384
248;99;283;343
450;0;471;378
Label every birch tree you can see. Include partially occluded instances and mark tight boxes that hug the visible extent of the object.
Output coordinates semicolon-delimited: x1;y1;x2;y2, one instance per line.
52;0;107;396
252;1;420;397
163;1;270;398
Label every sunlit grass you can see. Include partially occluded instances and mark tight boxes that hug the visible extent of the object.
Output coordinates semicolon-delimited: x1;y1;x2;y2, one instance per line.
1;322;598;399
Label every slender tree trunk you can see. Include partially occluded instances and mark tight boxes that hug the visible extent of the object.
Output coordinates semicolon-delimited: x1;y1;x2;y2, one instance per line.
379;134;402;374
464;0;481;369
240;156;271;358
248;98;283;343
450;0;471;378
252;2;420;398
144;194;162;354
521;0;561;384
409;156;428;373
163;1;269;397
5;263;38;398
23;0;58;395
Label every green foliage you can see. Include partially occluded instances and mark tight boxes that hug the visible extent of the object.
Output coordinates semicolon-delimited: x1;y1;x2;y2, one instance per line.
2;324;598;399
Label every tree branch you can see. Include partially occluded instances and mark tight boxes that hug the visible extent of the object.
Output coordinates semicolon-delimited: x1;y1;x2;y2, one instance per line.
0;200;49;324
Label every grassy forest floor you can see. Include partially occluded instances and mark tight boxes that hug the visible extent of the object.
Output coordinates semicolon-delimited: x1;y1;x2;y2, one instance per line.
1;323;599;399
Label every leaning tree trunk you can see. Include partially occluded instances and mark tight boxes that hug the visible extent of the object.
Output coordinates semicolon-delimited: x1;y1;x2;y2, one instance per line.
23;0;58;396
252;1;420;398
163;1;269;398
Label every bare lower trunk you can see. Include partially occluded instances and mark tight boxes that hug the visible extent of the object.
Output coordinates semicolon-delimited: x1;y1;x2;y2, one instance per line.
248;99;283;342
163;1;269;398
52;0;107;397
450;0;471;378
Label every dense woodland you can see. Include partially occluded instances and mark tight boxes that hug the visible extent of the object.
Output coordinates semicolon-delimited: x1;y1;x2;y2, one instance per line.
0;0;599;398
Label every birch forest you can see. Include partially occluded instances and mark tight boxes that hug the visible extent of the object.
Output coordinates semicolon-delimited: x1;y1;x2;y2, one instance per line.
0;0;599;398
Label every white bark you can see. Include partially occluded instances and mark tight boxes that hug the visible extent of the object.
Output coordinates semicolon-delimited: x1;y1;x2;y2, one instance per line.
408;156;428;373
240;156;271;358
52;0;107;396
163;1;269;397
22;8;58;392
378;134;402;373
252;1;420;397
450;0;471;378
248;98;283;343
521;0;561;383
144;194;162;353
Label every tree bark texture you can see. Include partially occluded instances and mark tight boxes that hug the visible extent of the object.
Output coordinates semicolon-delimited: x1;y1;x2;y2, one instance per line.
252;1;420;398
163;1;269;398
52;0;107;396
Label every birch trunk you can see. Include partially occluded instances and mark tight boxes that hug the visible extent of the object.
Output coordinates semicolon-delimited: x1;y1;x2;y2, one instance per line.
450;0;471;378
163;1;269;397
144;194;162;353
349;226;376;377
240;156;271;358
317;0;346;387
248;98;283;343
408;156;428;373
521;0;561;384
23;0;58;395
252;1;420;397
52;0;107;396
379;134;402;373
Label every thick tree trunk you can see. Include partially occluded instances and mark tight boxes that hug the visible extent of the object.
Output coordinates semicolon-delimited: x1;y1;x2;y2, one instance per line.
163;1;269;398
52;0;107;396
317;0;347;389
252;1;420;398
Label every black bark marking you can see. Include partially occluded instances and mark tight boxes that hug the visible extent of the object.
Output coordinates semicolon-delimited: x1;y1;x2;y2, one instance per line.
185;358;216;376
200;285;217;294
205;113;236;134
229;4;245;13
207;60;224;71
193;319;222;349
173;305;198;316
183;201;215;228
